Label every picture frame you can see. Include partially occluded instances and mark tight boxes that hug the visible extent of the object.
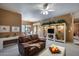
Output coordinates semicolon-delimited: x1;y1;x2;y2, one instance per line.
12;26;20;32
0;25;10;32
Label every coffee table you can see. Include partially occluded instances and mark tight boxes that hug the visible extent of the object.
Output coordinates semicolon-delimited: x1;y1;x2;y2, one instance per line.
39;44;66;56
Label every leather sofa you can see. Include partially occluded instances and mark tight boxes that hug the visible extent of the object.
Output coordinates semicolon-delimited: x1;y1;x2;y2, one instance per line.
17;34;46;56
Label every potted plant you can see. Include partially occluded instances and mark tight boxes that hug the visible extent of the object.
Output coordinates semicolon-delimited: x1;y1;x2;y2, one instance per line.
56;19;66;23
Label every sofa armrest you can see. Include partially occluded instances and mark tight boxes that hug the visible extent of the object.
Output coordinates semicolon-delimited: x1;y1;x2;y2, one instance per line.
19;43;38;56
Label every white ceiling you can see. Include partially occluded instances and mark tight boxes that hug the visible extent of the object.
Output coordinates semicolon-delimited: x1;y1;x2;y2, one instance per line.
0;3;79;22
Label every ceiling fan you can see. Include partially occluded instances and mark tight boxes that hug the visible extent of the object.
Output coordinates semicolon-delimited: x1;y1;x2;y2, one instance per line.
40;3;55;15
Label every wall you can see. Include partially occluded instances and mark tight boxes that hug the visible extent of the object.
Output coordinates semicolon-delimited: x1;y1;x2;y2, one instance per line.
0;8;22;37
22;21;33;25
40;14;74;42
74;19;79;23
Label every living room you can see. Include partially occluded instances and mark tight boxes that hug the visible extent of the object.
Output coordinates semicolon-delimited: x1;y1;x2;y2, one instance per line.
0;3;79;56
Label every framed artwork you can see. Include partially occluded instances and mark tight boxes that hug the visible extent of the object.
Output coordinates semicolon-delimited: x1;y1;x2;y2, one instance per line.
0;25;10;32
12;26;20;32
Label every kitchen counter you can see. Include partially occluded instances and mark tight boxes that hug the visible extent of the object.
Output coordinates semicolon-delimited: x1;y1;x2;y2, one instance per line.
0;36;19;50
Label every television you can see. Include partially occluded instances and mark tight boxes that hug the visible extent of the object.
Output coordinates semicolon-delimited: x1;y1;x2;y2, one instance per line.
48;29;54;33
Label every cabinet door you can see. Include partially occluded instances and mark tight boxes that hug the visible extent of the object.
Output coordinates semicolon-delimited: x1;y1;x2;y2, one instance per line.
55;24;66;43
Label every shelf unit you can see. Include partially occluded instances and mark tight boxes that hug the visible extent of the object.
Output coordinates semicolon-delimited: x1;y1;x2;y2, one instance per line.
42;23;66;43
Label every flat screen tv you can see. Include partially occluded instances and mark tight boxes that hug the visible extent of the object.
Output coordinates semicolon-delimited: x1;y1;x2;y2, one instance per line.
48;29;54;33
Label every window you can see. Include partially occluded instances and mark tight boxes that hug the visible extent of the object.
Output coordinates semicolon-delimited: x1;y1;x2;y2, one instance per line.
21;25;32;35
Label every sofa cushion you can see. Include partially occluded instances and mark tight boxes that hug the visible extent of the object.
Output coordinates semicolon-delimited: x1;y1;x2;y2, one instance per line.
26;41;33;44
26;35;32;41
24;37;31;42
29;43;41;48
21;43;29;47
18;37;30;43
29;46;37;51
31;35;39;40
23;40;39;44
32;40;38;43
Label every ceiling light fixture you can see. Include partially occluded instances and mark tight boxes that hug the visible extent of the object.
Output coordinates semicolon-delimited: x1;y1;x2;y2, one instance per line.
41;10;48;15
40;3;55;15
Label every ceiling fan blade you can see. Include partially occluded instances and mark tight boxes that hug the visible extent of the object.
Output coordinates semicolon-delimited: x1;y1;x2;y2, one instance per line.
45;4;49;10
48;9;55;11
40;9;44;11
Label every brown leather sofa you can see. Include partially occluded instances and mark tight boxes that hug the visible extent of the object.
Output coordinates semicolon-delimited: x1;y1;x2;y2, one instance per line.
17;34;46;56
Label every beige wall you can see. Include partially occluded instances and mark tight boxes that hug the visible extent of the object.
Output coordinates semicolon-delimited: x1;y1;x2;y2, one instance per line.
74;19;79;23
22;21;33;25
0;8;22;37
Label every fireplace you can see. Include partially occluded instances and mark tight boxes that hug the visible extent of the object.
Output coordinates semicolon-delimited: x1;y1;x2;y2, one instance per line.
48;34;53;39
47;29;55;40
